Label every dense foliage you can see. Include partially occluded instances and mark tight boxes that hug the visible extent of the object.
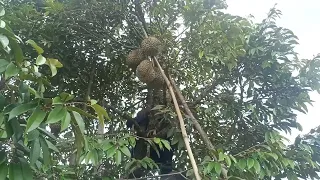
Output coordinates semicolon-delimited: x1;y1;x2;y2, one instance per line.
0;0;319;179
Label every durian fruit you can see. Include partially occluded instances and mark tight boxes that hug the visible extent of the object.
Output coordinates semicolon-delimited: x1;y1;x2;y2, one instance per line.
147;67;165;89
126;49;145;70
141;36;162;56
136;60;156;83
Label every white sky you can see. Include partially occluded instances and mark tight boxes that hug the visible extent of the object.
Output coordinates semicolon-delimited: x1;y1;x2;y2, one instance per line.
226;0;320;143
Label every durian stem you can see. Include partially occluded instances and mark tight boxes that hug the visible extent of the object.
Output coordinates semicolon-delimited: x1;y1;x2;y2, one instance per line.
153;57;202;180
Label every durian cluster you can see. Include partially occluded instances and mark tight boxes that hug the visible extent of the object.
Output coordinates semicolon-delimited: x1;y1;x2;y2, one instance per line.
126;36;165;89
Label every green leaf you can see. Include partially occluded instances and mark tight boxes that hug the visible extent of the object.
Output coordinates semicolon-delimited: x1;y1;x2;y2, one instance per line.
36;55;46;65
153;137;161;144
47;58;63;68
48;63;57;77
218;152;225;162
90;99;97;105
46;105;67;124
8;102;37;120
0;34;9;48
91;103;110;126
28;87;42;98
45;139;59;153
102;141;114;151
0;6;5;16
60;112;71;131
30;138;41;165
161;139;171;150
72;111;85;134
9;37;24;64
59;92;74;102
253;159;261;173
266;153;278;160
52;97;63;105
0;20;5;28
120;146;131;158
0;162;8;180
206;162;214;174
19;158;33;180
9;162;23;180
247;158;255;169
66;106;96;119
0;150;6;165
106;146;116;159
5;62;19;79
214;162;222;175
0;59;9;73
39;136;50;165
238;159;246;170
0;113;4;127
26;40;44;54
45;58;63;77
26;106;46;133
199;50;204;59
224;156;232;167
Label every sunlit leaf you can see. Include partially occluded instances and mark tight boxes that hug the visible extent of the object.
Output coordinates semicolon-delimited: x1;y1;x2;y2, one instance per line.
253;159;261;174
0;34;9;48
72;111;85;134
120;146;131;158
106;146;116;159
26;39;44;54
36;55;46;65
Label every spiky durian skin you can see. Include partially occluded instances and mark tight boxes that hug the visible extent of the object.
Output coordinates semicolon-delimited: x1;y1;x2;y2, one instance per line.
136;60;156;83
141;36;162;56
126;49;145;70
147;67;165;89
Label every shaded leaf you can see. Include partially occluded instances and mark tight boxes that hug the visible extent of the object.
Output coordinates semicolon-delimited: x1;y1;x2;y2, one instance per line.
60;111;71;131
39;136;50;165
5;62;19;79
46;105;67;124
8;102;37;120
9;162;23;180
0;59;9;73
0;162;8;180
26;106;46;133
30;138;41;165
